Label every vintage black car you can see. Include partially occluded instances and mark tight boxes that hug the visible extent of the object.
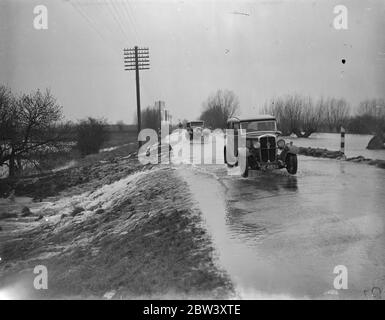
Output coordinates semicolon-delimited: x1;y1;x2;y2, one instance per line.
186;120;205;141
224;115;298;177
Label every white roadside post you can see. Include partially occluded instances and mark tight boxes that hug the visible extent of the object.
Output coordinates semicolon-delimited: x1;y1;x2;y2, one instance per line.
340;127;346;159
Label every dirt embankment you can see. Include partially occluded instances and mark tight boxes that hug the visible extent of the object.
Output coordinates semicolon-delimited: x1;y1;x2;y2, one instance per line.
0;145;142;199
298;147;345;159
0;147;233;299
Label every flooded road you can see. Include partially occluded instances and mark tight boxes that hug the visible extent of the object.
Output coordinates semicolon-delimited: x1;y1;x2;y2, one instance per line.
177;153;385;299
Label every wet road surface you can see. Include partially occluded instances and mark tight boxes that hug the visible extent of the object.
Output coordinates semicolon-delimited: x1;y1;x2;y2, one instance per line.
174;140;385;299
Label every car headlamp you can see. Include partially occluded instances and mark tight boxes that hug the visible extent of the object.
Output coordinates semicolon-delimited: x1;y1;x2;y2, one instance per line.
252;141;261;149
277;139;286;149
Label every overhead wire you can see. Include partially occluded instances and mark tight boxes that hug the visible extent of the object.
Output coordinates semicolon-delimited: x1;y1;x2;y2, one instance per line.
69;0;156;113
117;1;155;106
119;0;140;43
70;0;124;57
70;0;109;44
110;0;139;44
92;0;126;49
106;0;132;44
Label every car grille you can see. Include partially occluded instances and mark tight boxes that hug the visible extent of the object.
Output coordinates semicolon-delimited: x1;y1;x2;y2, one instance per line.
260;136;276;162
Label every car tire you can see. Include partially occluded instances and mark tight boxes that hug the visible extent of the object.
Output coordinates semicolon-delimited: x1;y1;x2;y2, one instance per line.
224;147;238;167
224;147;233;167
286;154;298;175
240;156;249;177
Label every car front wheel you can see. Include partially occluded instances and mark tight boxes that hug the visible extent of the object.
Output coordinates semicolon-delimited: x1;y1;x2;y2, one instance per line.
286;154;298;175
240;155;249;177
224;147;238;167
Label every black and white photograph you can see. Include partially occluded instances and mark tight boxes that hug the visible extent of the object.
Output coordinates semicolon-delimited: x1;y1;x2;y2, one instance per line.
0;0;385;306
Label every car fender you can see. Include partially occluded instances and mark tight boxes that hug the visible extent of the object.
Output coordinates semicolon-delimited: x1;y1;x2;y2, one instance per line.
238;146;251;157
285;145;299;155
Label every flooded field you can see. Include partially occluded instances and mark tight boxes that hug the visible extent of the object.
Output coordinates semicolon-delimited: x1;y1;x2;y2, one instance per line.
286;133;385;160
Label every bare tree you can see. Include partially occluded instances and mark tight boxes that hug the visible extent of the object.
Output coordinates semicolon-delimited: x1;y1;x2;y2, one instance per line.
263;94;323;137
200;89;239;128
0;87;68;177
76;117;108;156
116;120;125;131
140;106;161;132
0;86;14;140
0;86;16;172
323;97;351;131
357;98;385;118
298;96;323;138
351;98;385;142
263;97;292;135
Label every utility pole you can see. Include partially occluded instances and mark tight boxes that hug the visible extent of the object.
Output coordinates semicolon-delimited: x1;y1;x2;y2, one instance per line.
155;100;165;136
123;46;150;148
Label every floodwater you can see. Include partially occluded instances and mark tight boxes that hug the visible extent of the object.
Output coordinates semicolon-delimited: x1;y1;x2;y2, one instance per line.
176;140;385;300
286;133;385;160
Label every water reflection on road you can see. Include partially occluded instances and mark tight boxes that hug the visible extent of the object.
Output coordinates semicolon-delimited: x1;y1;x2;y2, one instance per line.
178;156;385;299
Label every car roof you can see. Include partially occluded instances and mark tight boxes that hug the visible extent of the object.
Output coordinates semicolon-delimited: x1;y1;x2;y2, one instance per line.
227;115;276;122
187;120;204;123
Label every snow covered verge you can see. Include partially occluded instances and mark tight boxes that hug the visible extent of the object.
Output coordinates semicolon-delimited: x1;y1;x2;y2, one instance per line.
0;149;233;299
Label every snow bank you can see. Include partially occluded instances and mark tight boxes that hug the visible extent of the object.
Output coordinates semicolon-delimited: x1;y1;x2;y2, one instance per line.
52;160;77;173
39;168;159;218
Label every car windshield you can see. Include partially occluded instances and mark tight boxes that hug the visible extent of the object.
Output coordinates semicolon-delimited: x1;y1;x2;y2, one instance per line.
189;121;204;127
241;120;277;131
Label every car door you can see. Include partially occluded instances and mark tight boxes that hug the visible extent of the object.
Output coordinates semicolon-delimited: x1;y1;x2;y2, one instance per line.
226;121;233;146
233;121;239;154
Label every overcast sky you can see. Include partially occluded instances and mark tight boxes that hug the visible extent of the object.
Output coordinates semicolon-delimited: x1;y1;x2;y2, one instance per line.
1;0;384;124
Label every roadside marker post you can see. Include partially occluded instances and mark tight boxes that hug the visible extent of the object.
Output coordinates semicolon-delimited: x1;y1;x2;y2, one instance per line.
340;127;346;159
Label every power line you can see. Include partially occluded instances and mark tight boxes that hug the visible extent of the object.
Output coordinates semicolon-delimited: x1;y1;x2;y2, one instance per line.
69;0;141;51
86;1;126;50
120;1;154;103
95;0;128;44
111;0;136;36
70;0;154;129
91;0;126;48
71;0;106;42
110;0;130;34
106;0;132;43
125;0;140;33
70;0;122;58
119;0;140;42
